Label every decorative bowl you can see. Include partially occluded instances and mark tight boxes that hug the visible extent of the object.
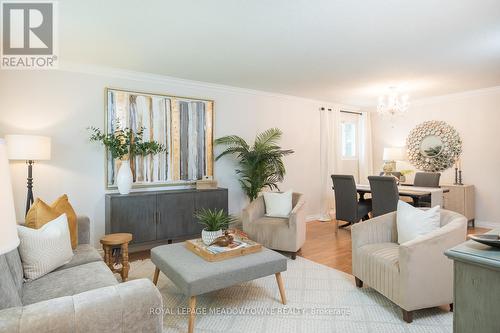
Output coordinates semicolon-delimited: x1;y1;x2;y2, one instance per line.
468;234;500;248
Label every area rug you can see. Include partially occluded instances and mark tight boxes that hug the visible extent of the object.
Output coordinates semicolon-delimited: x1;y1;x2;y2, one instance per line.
127;257;452;333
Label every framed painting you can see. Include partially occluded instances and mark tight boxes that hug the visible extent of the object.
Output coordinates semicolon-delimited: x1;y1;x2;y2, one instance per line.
105;88;214;189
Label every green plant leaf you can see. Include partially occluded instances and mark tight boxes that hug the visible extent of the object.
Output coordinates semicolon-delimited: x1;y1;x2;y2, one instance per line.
215;128;294;201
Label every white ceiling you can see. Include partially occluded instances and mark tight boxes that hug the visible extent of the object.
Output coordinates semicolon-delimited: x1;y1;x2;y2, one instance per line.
60;0;500;106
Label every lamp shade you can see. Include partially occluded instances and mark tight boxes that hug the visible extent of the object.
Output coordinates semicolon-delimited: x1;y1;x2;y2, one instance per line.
5;135;51;161
0;139;19;255
383;147;405;161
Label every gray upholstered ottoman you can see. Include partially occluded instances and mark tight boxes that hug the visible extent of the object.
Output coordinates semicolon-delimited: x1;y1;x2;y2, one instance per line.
151;242;287;333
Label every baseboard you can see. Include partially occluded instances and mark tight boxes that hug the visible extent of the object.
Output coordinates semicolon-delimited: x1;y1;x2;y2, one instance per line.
306;214;321;222
474;220;500;229
306;214;335;222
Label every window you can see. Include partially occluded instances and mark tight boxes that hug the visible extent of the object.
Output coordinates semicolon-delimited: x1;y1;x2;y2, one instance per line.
341;122;357;159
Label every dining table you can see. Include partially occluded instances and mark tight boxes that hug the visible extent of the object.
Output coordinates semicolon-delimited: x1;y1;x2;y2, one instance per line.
356;184;449;207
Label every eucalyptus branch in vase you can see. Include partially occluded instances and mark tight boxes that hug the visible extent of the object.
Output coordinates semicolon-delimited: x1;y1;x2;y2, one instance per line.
88;124;166;194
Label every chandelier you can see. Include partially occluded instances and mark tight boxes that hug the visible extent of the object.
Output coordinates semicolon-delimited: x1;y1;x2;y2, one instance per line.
377;87;409;116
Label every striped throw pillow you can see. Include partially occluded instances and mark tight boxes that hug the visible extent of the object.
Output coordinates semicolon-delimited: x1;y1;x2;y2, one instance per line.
17;214;74;280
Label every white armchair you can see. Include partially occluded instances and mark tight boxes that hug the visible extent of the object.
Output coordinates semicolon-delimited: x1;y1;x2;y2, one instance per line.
242;192;306;259
351;209;467;323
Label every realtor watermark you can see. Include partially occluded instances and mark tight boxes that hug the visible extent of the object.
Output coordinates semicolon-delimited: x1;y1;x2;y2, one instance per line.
1;1;58;69
150;306;352;317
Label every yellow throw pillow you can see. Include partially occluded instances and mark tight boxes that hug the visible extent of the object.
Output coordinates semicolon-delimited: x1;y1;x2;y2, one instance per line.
25;195;78;249
51;195;78;249
25;199;60;229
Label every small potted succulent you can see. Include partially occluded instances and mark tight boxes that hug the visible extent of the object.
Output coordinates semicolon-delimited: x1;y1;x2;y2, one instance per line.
194;208;236;245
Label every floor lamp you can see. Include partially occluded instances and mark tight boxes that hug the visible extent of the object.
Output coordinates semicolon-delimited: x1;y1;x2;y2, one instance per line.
0;138;20;255
5;135;51;215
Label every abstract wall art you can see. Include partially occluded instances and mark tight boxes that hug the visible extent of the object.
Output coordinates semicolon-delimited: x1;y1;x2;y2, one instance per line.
105;88;214;188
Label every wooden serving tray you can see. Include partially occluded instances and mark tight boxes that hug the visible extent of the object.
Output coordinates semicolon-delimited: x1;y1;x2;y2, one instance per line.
185;237;262;262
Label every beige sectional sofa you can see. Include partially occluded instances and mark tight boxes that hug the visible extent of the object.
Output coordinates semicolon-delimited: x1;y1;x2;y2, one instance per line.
0;216;163;333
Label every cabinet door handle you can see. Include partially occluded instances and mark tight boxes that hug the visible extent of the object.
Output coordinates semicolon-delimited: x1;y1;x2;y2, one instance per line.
157;211;161;224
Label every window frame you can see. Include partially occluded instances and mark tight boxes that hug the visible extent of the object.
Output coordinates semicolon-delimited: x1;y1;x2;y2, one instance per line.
340;120;358;160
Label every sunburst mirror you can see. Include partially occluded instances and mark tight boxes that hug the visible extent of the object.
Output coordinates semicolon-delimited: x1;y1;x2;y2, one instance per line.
406;120;462;172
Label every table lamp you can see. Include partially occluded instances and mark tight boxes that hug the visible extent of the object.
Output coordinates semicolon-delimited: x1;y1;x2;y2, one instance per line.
0;138;20;255
5;135;51;215
383;147;404;173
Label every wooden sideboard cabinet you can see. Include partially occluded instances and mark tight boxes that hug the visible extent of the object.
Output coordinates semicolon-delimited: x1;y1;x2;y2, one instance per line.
442;184;475;227
105;188;228;251
445;231;500;333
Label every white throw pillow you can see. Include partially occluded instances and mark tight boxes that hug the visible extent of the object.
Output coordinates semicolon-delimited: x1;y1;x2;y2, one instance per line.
397;200;441;244
263;190;293;218
17;214;74;280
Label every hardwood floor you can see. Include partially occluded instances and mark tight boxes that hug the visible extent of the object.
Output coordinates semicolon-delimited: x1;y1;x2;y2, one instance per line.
299;221;354;274
299;220;489;275
130;221;489;276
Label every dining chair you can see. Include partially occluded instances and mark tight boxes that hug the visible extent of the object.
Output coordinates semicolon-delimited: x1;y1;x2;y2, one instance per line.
331;175;372;228
413;172;441;207
368;176;399;217
414;172;441;187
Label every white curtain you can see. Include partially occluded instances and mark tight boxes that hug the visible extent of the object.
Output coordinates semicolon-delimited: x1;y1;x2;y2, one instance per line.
358;111;374;185
319;107;340;221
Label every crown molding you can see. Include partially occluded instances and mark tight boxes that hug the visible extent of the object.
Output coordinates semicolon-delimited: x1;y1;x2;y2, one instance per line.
355;85;500;112
410;85;500;106
58;61;360;110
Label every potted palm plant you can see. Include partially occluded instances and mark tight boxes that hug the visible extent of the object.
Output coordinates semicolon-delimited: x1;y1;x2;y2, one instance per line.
194;208;236;245
215;128;294;201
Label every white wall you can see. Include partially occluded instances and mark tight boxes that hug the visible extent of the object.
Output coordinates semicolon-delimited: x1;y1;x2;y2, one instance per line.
371;87;500;226
0;66;352;246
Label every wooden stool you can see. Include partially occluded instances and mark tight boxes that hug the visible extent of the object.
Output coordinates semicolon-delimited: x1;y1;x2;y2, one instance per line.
100;233;133;282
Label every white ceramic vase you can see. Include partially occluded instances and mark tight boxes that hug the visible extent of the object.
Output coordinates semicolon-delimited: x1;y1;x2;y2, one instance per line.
116;160;133;195
201;229;223;245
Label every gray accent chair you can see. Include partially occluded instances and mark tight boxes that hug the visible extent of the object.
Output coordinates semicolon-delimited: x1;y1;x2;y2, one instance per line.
331;175;372;227
368;176;399;217
0;216;163;333
351;209;467;323
242;192;305;260
413;172;441;207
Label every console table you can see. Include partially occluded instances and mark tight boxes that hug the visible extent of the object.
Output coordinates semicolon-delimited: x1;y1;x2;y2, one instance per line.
442;184;475;227
445;229;500;333
105;188;228;252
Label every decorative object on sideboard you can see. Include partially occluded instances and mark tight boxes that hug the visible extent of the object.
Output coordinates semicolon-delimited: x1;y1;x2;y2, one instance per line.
399;169;414;183
88;125;166;194
116;160;133;194
5;135;51;214
105;88;214;189
0;138;20;255
194;208;236;245
406;120;462;172
196;176;218;190
382;147;405;174
453;158;464;186
215;128;294;201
